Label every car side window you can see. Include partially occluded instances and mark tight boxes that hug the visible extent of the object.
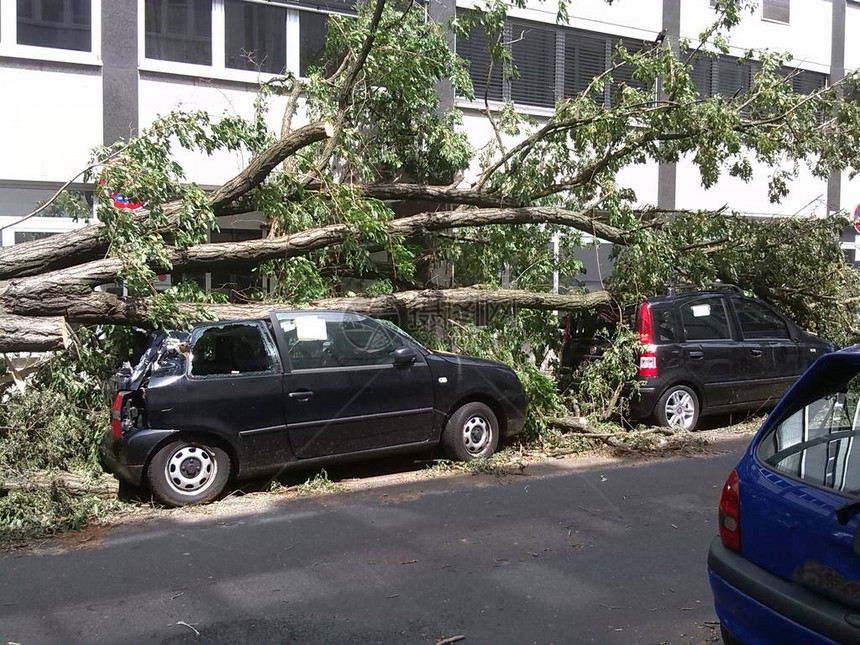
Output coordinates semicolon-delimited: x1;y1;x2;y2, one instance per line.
190;323;277;376
680;298;731;341
653;308;677;343
732;297;791;340
277;312;403;370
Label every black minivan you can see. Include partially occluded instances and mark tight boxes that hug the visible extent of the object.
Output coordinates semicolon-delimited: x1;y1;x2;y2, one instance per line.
560;286;833;430
101;310;527;507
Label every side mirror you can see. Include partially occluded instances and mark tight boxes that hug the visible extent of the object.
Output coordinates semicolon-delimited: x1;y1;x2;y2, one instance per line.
393;346;417;366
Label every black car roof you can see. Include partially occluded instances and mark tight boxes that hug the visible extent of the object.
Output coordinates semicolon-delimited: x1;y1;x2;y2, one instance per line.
646;289;746;306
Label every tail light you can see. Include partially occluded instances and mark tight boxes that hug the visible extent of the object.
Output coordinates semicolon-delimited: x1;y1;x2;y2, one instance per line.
718;469;741;552
638;301;657;377
562;315;570;345
111;392;124;437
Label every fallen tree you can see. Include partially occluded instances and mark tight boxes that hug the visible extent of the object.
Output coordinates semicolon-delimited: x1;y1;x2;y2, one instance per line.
0;288;610;351
0;0;858;350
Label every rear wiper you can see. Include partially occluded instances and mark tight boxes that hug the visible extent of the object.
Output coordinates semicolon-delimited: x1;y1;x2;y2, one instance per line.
835;498;860;525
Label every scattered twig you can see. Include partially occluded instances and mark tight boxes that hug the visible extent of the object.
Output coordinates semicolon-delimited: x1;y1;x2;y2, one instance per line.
176;621;200;636
435;636;466;645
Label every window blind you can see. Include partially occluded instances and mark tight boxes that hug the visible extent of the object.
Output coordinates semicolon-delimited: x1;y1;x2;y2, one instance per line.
509;20;557;108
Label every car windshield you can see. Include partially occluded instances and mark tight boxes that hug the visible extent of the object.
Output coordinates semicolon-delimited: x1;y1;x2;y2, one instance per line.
758;367;860;496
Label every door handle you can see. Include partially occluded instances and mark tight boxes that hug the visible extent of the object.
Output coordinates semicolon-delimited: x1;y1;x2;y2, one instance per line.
688;350;704;360
289;390;314;400
750;349;763;357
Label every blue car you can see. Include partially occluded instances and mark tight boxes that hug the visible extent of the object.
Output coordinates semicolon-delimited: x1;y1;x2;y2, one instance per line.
708;347;860;645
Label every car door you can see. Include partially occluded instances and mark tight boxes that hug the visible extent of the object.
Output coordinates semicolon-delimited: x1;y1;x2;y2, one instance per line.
730;296;800;404
677;295;745;408
271;311;436;459
175;321;289;468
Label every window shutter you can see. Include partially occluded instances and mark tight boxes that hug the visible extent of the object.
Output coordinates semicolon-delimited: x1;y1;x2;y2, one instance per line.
762;0;790;23
717;56;754;96
791;69;826;95
509;20;557;108
688;54;715;97
455;12;504;102
611;38;651;105
563;32;608;101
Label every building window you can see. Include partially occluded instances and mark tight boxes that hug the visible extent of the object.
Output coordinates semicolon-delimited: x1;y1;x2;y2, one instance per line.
145;0;212;65
16;0;92;51
455;13;503;103
790;69;826;95
762;0;790;24
509;20;557;108
225;0;286;73
299;11;328;77
610;38;650;106
456;14;656;109
717;55;756;96
564;33;608;100
688;52;715;97
14;231;57;244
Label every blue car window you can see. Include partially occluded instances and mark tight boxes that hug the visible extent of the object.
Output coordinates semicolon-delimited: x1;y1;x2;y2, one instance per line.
758;375;860;495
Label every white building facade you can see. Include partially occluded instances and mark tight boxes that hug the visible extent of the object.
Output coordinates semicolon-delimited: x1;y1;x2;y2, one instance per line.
0;0;856;290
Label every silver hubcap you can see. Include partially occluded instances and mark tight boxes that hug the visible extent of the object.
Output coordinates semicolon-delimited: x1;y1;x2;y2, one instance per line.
462;415;491;455
665;390;695;429
165;445;217;496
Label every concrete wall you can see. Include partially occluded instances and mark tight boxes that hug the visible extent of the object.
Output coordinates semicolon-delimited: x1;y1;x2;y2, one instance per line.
138;73;290;187
0;60;102;183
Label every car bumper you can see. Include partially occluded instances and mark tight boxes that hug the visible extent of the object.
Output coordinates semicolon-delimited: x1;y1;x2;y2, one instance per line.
707;537;854;645
628;384;660;420
502;390;528;438
99;427;177;487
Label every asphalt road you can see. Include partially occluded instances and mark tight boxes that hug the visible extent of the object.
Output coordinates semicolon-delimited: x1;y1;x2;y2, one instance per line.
0;440;747;645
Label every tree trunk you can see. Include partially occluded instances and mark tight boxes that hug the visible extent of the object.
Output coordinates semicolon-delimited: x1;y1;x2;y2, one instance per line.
0;315;68;352
0;287;610;330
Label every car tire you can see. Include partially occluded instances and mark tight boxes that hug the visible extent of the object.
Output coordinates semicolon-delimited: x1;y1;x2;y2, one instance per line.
442;402;499;461
147;437;230;507
655;385;700;431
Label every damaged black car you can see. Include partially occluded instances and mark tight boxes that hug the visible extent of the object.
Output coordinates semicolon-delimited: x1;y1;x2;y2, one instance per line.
100;311;528;506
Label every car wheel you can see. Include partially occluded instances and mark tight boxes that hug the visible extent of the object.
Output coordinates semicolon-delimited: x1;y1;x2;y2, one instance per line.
147;438;230;507
442;402;499;461
655;385;699;430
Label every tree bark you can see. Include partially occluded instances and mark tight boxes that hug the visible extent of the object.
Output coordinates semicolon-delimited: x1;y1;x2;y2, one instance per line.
0;287;610;326
0;315;68;352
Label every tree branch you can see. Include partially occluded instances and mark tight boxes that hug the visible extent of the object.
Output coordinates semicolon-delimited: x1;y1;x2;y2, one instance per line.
0;122;332;280
0;205;628;305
